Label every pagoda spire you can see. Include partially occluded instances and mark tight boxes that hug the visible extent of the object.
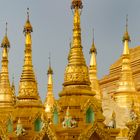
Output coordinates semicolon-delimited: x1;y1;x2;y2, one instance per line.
115;16;137;108
116;16;135;93
44;55;55;115
89;29;97;66
47;54;53;90
11;75;16;104
122;15;130;55
0;22;14;107
89;30;101;100
60;0;93;96
17;8;41;104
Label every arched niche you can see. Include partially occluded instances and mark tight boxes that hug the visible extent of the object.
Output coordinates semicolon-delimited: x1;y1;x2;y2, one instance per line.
86;107;94;123
7;119;13;133
78;123;111;140
134;126;140;140
33;121;57;140
53;108;58;125
34;118;42;132
89;132;101;140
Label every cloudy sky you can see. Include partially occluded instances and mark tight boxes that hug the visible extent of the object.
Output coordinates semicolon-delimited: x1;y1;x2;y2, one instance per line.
0;0;139;100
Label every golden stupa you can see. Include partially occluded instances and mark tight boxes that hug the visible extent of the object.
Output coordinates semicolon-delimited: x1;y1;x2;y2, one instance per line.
0;0;140;140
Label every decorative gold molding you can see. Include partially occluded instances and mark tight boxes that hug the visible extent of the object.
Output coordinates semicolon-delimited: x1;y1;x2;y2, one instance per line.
33;121;57;140
127;120;140;140
78;122;110;140
0;124;9;140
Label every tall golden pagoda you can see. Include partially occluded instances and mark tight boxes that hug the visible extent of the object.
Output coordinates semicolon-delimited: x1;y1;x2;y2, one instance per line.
59;0;94;118
17;9;42;106
55;0;119;139
11;9;43;140
89;31;101;101
60;0;93;97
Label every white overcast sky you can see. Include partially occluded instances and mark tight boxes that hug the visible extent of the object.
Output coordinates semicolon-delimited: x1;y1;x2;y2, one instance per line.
0;0;139;100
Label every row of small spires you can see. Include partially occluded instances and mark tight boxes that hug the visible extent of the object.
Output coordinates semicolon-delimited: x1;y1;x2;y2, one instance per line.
0;13;130;53
0;3;131;98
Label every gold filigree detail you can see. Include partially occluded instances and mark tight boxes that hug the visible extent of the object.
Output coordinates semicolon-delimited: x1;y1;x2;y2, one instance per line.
79;122;110;140
33;121;57;140
64;66;90;85
127;117;140;140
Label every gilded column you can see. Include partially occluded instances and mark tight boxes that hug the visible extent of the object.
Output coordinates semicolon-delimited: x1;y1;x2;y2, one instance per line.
17;9;41;106
44;60;55;118
89;32;101;100
0;23;14;107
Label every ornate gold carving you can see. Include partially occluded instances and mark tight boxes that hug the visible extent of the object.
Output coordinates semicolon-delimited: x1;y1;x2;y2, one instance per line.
78;122;110;140
18;82;38;97
0;125;9;140
64;66;89;85
33;121;57;140
127;121;138;140
81;98;99;113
